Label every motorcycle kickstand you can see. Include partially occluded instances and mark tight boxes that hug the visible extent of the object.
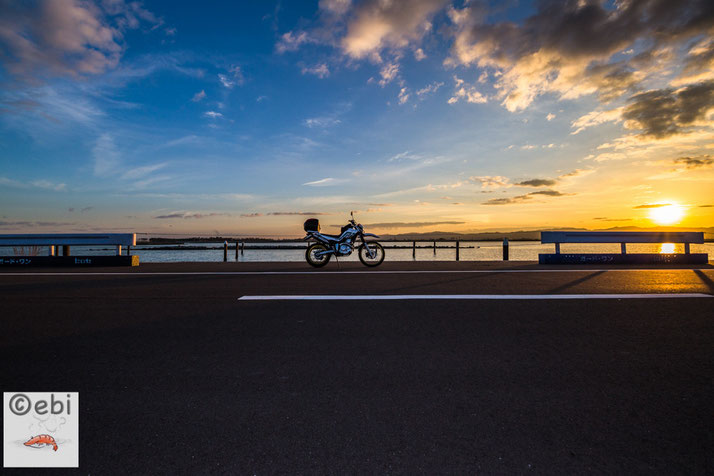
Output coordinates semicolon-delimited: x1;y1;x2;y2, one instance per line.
334;254;341;270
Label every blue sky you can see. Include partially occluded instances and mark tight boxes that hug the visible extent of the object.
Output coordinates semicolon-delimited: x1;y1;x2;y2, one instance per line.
1;0;712;236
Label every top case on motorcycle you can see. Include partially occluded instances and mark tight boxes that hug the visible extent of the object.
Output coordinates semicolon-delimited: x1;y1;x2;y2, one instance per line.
304;218;320;232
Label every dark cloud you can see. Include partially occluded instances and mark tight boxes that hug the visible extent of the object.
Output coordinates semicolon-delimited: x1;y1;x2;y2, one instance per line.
584;62;641;101
622;80;714;137
450;0;714;109
482;189;568;205
633;203;671;209
154;212;230;219
365;221;465;228
0;0;163;77
699;204;713;208
593;217;630;222
267;212;330;216
240;213;263;217
674;155;713;168
530;190;567;197
80;206;93;213
0;220;75;227
516;178;558;187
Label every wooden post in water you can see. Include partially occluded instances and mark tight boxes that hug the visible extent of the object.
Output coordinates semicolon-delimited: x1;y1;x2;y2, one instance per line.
48;245;55;256
63;245;70;256
455;241;460;261
235;241;239;260
433;241;436;255
223;241;228;262
503;238;509;261
412;241;416;259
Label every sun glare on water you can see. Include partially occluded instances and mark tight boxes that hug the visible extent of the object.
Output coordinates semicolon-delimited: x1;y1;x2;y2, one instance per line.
648;203;685;225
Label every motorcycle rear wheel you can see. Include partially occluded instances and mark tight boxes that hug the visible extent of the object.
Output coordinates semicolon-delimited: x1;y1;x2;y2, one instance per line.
306;243;331;268
358;242;385;267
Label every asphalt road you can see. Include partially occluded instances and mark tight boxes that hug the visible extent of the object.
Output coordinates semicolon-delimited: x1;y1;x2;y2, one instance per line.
1;262;713;474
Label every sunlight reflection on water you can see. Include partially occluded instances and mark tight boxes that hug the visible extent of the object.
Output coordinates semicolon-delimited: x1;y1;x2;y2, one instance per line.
659;243;676;254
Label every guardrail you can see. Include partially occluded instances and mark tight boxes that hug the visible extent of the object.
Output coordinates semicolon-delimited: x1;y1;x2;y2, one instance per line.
137;239;512;262
539;231;707;264
0;234;138;267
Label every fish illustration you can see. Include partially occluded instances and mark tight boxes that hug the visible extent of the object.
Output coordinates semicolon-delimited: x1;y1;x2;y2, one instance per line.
24;434;58;451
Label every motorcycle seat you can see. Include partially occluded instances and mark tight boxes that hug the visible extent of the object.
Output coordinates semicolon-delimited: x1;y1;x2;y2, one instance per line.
321;233;342;239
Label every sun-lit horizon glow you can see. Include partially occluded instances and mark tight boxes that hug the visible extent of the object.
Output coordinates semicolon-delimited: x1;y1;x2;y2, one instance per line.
0;1;712;236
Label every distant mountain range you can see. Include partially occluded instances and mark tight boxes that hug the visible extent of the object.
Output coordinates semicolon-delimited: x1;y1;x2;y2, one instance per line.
140;226;714;243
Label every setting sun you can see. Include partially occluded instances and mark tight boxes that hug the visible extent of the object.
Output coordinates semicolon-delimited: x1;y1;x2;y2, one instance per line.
648;203;685;225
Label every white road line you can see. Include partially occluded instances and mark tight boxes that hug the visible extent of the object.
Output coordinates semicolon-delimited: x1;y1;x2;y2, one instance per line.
0;269;712;276
239;293;712;300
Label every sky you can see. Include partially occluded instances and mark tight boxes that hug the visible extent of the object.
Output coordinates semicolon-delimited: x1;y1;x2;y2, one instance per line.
0;0;712;237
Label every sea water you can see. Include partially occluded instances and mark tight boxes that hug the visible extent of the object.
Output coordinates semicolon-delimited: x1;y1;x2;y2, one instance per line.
3;241;712;263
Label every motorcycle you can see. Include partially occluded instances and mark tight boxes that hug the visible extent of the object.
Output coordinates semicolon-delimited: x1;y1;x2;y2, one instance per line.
303;212;385;267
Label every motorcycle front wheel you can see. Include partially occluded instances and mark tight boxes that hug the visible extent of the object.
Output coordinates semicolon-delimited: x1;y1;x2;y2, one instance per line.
358;242;385;267
306;243;331;268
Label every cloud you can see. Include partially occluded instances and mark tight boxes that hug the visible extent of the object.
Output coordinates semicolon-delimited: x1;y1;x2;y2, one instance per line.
203;111;223;119
546;113;556;121
92;133;121;177
218;66;244;88
593;217;630;222
448;75;487;104
673;155;713;168
340;0;449;60
482;189;568;205
516;178;557;187
558;169;594;179
414;48;426;61
1;176;67;191
30;179;67;191
416;81;443;98
633;203;671;209
319;0;352;16
121;163;167;180
0;0;162;77
398;87;409;104
672;37;714;86
389;151;422;161
240;213;263;217
571;107;624;134
470;175;511;188
365;221;465;228
302;177;348;186
275;31;314;53
154;211;231;219
301;63;330;78
377;62;400;86
191;90;206;102
447;0;714;111
304;116;340;128
622;81;714;138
